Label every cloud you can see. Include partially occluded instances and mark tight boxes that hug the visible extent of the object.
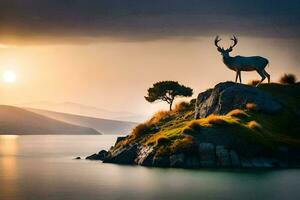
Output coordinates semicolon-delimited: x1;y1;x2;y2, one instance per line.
0;0;300;44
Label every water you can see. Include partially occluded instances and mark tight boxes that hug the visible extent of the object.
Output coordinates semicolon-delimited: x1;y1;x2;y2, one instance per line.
0;135;299;200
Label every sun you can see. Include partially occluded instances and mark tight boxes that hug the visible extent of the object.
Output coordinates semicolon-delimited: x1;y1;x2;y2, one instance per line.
3;70;16;83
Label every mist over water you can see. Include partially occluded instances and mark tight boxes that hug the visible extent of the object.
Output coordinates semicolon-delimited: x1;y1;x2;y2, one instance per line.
0;135;299;200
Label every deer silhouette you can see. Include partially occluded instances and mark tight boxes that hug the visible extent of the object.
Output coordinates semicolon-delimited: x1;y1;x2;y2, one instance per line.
214;36;270;86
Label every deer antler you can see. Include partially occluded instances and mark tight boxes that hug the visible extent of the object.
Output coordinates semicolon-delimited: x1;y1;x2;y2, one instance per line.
214;36;222;51
230;35;238;49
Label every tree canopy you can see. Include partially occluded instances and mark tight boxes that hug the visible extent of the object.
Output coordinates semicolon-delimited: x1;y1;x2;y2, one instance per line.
145;81;193;111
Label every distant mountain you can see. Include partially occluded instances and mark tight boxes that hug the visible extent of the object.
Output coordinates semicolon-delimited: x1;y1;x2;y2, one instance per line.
27;108;138;135
19;101;147;122
0;105;100;135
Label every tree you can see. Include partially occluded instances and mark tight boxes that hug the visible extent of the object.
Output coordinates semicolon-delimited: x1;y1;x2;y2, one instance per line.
279;73;297;84
145;81;193;111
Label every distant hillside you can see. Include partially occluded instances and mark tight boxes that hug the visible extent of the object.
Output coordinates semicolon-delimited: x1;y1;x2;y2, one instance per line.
0;105;100;135
19;101;147;122
26;108;138;135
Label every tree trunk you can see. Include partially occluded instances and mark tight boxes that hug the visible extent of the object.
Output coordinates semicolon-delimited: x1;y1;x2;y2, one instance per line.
169;100;173;111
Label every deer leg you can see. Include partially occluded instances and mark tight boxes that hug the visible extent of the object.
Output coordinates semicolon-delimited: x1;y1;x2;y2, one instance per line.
235;71;239;83
238;71;242;83
256;70;266;87
263;69;270;83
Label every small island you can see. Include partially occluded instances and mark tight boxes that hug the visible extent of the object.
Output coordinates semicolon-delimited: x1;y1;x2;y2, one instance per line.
87;78;300;169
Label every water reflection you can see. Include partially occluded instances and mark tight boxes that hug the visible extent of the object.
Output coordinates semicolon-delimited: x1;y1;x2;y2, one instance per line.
0;135;18;199
0;135;19;155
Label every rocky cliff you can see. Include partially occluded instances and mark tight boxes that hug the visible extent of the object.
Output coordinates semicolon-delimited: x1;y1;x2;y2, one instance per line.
194;82;282;118
87;82;300;168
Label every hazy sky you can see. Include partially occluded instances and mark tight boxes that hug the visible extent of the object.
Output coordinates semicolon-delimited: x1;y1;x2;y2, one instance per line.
0;0;299;118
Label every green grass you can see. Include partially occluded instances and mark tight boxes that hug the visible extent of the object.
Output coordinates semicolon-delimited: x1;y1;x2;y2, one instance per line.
182;112;274;148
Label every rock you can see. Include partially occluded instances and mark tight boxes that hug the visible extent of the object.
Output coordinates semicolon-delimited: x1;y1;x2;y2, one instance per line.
86;150;108;161
229;150;240;167
240;159;253;168
251;158;265;168
152;156;170;167
243;158;275;168
185;156;200;168
260;159;274;168
198;143;216;167
135;146;154;165
251;158;274;168
103;144;138;164
140;154;154;166
75;157;81;160
170;153;185;167
114;136;127;146
86;154;100;160
195;82;282;119
216;146;231;167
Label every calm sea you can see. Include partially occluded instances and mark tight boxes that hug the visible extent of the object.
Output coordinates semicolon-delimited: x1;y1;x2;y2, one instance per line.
0;135;299;200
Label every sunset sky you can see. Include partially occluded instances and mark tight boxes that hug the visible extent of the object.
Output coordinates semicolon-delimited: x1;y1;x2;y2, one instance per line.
0;0;299;118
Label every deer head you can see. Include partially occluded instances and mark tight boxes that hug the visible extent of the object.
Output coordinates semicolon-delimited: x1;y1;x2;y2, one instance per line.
214;35;238;58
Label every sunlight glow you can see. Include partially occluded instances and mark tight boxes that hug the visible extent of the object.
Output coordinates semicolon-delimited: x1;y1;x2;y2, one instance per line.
3;70;16;83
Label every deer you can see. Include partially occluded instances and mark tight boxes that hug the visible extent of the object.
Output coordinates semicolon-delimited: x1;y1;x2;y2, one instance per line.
214;35;270;86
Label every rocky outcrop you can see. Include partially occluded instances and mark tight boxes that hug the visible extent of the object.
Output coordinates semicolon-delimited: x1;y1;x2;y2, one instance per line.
103;143;138;164
195;82;282;119
86;82;300;169
86;150;108;161
88;142;286;168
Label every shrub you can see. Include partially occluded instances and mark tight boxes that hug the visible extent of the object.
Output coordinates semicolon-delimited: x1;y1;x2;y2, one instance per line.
169;136;195;154
227;109;249;119
173;101;192;113
190;98;196;106
279;74;297;84
206;114;227;126
245;103;258;111
131;123;154;138
248;79;260;86
247;120;263;130
156;136;171;145
185;120;202;130
182;127;195;135
148;110;173;124
183;120;202;135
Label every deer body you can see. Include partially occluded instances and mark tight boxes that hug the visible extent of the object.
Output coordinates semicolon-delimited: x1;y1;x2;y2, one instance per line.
223;55;268;71
215;36;270;86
